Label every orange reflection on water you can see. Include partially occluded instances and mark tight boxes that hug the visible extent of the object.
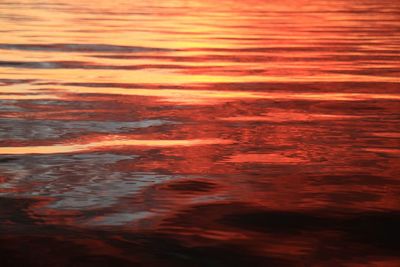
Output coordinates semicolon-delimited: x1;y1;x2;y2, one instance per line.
60;87;264;104
220;112;361;122
0;0;400;265
0;94;59;100
0;137;232;155
3;84;400;104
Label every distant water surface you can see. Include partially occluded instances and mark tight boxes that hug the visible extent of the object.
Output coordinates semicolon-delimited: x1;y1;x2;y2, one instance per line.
0;0;399;266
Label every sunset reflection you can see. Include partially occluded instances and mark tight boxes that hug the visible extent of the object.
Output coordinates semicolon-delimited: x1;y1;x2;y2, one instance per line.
0;137;232;155
0;0;399;266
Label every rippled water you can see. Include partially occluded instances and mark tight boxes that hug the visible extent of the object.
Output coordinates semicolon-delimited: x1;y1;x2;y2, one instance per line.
1;0;400;266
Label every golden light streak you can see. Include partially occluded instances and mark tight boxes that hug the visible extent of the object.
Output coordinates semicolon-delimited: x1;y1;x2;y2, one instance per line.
0;138;232;155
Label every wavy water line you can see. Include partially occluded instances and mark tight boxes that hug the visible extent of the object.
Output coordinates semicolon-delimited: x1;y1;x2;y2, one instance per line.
0;138;232;155
2;85;400;104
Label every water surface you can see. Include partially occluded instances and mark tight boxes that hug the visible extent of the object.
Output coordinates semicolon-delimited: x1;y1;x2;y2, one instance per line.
0;0;399;266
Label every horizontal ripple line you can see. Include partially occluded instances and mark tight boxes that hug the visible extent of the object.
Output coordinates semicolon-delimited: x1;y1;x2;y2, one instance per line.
0;43;175;53
0;138;232;155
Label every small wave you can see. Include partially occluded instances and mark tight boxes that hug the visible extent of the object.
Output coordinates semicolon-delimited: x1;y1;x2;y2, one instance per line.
0;43;175;53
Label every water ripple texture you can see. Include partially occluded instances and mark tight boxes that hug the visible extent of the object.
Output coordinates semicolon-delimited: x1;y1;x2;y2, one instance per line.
0;0;399;266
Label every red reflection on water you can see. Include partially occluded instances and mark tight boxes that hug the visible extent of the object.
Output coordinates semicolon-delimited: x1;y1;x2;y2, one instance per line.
224;153;306;163
0;0;400;266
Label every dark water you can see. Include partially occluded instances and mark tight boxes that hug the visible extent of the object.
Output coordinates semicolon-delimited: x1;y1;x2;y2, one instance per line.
1;0;400;266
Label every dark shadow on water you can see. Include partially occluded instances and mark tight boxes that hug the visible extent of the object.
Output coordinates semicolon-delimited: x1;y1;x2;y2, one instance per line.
2;197;398;266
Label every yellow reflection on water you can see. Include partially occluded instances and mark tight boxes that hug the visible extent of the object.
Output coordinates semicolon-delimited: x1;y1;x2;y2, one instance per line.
2;83;400;104
1;67;400;85
60;87;400;103
0;94;59;100
0;138;232;155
